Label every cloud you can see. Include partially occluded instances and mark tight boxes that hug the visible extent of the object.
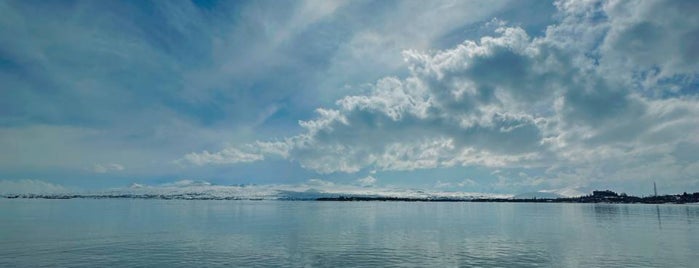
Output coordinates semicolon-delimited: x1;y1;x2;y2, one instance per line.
599;0;699;82
305;178;335;188
184;0;699;192
187;23;553;173
434;181;453;189
0;179;69;195
435;178;479;189
457;179;479;187
356;175;377;187
182;147;264;166
2;1;697;193
92;163;125;173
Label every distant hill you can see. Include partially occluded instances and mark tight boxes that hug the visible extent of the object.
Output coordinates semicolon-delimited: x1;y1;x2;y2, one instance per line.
513;191;565;199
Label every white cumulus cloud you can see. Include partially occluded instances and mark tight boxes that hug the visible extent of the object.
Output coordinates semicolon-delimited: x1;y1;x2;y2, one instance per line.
357;175;377;187
182;0;699;192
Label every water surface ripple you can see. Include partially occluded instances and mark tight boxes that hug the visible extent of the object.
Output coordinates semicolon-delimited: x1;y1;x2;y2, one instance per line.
1;200;697;267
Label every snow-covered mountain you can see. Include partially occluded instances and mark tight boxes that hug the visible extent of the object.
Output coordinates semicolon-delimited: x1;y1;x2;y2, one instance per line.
3;179;513;200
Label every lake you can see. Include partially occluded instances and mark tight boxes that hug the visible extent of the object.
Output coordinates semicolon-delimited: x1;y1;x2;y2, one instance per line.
1;199;697;267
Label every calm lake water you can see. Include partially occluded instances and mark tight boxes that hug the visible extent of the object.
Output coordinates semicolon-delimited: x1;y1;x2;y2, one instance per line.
1;199;698;267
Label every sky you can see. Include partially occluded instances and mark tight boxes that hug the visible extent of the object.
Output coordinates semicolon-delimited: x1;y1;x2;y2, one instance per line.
1;0;698;196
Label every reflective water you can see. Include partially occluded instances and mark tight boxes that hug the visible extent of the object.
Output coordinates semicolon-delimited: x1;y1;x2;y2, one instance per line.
1;200;697;267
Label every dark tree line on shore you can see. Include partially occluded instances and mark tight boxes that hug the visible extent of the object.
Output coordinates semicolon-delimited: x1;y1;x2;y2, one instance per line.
318;190;699;203
554;190;699;204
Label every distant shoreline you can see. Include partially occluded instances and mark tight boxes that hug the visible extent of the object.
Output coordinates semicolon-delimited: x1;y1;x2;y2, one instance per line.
3;190;699;204
316;195;699;204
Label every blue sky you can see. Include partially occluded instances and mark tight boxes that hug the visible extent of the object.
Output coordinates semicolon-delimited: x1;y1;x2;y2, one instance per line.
1;0;698;196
